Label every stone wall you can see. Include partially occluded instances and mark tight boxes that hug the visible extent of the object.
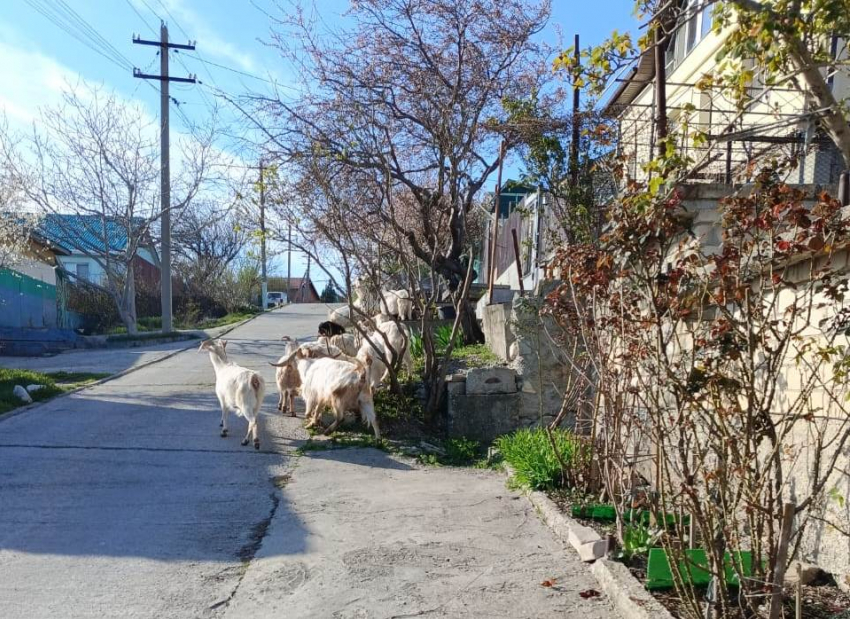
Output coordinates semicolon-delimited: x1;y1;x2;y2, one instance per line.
481;302;514;361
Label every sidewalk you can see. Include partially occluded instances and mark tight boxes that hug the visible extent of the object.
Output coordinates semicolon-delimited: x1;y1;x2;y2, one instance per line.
220;448;615;619
0;321;252;376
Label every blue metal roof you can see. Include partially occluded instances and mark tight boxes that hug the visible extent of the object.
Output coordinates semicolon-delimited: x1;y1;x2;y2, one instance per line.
37;214;134;255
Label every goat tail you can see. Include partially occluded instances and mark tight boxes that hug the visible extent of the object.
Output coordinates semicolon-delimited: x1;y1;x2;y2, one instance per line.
251;373;262;392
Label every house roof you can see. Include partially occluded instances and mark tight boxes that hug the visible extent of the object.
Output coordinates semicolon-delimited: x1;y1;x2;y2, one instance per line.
37;214;138;255
285;276;319;300
603;50;656;115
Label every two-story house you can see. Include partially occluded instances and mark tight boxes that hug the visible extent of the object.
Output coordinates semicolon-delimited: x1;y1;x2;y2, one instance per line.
607;1;845;186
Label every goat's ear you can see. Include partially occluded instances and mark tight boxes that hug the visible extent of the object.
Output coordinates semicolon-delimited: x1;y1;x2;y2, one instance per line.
220;340;228;350
198;339;210;352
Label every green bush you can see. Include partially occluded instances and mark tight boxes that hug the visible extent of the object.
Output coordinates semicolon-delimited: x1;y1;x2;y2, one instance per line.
408;333;424;359
435;324;463;350
615;522;661;563
496;427;582;490
373;387;423;422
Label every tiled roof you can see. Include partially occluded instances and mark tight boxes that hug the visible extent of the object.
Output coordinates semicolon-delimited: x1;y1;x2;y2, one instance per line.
37;214;135;255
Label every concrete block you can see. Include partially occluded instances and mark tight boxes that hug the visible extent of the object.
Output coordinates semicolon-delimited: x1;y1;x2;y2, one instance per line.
576;539;609;563
446;392;520;442
466;367;517;395
567;522;603;548
446;381;465;396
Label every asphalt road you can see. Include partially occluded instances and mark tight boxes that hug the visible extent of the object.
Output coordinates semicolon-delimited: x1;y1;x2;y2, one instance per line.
0;304;613;618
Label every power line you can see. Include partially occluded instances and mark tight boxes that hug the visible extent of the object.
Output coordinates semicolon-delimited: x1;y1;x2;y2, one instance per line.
154;0;190;40
137;0;163;23
24;0;132;70
182;54;275;85
123;0;156;36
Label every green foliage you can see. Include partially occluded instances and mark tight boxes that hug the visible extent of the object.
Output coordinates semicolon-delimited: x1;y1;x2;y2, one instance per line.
450;343;500;367
435;324;463;350
408;333;424;359
496;428;583;491
320;281;339;303
373;386;423;422
418;437;484;467
614;523;661;563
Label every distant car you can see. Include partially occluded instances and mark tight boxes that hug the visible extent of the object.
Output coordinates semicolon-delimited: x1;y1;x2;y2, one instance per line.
267;292;286;307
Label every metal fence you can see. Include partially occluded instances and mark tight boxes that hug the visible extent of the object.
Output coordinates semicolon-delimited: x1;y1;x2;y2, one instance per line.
611;92;845;187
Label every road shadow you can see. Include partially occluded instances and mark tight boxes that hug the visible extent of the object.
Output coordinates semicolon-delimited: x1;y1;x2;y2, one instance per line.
301;445;415;471
0;388;309;563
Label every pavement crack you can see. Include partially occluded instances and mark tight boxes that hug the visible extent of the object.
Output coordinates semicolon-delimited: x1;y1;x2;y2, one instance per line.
209;476;289;613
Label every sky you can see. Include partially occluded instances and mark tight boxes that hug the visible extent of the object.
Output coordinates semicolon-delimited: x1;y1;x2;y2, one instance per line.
0;0;638;288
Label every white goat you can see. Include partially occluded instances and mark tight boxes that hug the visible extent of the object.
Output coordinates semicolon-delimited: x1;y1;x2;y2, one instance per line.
380;289;413;321
318;333;360;357
199;339;266;450
358;319;414;388
327;306;354;328
275;336;301;416
272;346;379;438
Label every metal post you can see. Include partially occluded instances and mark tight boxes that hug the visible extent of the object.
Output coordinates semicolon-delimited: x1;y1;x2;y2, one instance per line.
159;22;172;333
653;21;668;156
839;170;850;205
487;140;506;305
259;160;267;310
569;33;581;190
286;223;292;304
725;140;733;185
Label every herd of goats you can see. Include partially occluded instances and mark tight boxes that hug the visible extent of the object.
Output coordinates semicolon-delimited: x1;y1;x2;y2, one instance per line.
199;283;416;450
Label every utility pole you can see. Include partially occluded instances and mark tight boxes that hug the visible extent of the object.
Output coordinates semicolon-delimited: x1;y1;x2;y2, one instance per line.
133;24;196;333
259;160;267;310
569;33;581;190
286;224;292;305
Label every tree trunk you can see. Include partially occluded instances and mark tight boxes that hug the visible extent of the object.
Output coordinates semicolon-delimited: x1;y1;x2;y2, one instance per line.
118;262;138;335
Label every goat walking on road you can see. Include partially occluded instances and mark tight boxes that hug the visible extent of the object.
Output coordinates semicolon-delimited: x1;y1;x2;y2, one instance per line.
199;339;266;450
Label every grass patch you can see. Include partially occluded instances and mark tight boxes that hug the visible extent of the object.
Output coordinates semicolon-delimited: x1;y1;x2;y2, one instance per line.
0;369;110;414
450;343;500;366
496;427;583;491
190;310;260;330
417;436;488;467
106;309;261;337
106;331;198;343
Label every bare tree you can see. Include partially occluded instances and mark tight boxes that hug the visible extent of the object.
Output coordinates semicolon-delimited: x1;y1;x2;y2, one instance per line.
247;0;552;343
0;82;218;334
173;198;249;293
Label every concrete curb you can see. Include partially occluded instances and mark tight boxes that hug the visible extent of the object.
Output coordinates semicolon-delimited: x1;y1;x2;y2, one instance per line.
591;559;674;619
0;312;263;426
502;465;673;619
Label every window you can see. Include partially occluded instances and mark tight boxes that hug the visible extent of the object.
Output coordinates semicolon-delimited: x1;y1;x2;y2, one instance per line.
701;3;713;38
677;1;713;62
685;2;699;53
75;263;90;281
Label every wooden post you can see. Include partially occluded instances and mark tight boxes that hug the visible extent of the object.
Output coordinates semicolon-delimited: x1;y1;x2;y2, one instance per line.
511;228;524;296
768;502;796;619
487;140;507;304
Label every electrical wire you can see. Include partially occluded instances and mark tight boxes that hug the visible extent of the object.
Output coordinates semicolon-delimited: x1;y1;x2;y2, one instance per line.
123;0;156;36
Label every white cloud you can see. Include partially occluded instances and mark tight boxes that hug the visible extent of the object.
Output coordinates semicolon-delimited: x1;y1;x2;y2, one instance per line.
133;0;258;72
0;41;74;125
